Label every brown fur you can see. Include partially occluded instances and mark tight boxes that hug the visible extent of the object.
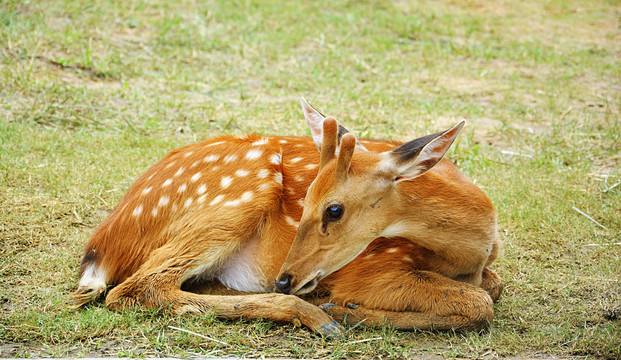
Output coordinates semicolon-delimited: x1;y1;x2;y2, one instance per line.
73;113;502;337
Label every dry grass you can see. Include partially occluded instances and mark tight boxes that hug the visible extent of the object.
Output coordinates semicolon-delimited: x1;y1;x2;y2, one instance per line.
1;0;620;358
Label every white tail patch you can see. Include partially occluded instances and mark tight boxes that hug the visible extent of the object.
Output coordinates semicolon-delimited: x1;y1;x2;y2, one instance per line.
78;264;107;290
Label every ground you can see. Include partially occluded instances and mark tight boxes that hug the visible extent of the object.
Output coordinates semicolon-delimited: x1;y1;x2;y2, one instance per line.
0;0;619;358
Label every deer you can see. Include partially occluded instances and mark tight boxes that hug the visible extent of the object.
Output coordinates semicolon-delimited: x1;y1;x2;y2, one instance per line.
73;98;503;338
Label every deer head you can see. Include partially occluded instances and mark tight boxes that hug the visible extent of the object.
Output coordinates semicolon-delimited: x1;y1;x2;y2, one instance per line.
275;100;465;294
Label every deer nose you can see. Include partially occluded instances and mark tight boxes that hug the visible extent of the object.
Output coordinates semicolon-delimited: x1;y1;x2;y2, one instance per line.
275;273;293;294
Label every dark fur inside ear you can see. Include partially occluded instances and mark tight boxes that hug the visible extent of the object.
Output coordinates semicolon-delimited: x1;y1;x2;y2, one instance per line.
337;124;350;140
391;130;444;163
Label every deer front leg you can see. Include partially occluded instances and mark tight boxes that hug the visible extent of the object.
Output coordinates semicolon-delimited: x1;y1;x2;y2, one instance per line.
105;246;344;338
480;267;504;303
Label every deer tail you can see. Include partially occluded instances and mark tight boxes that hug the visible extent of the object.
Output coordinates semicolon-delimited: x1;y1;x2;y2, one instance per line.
71;249;108;308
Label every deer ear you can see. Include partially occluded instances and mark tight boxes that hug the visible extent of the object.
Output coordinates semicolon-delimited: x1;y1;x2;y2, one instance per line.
301;97;326;151
384;121;465;182
300;97;367;153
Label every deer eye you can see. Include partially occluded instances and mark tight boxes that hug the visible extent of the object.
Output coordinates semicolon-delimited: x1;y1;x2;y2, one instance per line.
325;204;344;221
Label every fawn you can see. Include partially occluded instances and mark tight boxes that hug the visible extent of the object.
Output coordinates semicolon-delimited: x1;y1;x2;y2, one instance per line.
73;98;503;337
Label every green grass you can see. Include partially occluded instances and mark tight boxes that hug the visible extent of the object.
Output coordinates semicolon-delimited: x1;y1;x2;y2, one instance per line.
1;0;619;358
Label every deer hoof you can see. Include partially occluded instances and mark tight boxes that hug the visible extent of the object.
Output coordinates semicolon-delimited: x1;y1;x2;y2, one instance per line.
319;303;338;314
314;319;344;339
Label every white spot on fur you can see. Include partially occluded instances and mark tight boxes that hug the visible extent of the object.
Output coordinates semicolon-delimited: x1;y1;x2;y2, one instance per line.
184;198;193;208
191;172;201;182
212;166;220;172
257;183;270;192
165;161;176;169
279;139;288;144
210;195;224;206
190;160;199;168
132;204;143;217
221;176;233;189
224;199;241;207
245;149;263;160
207;141;225;147
204;154;220;163
305;164;318;170
158;196;169;207
274;172;283;184
184;151;194;157
365;253;375;259
197;184;207;195
269;153;282;165
177;183;187;193
197;194;207;204
290;157;303;163
235;169;249;177
295;175;304;182
240;191;254;202
162;178;173;187
285;216;299;227
298;198;304;207
252;138;268;146
142;187;152;195
386;248;398;253
151;208;158;217
224;154;238;163
147;172;156;180
174;167;185;177
257;169;270;179
403;256;413;262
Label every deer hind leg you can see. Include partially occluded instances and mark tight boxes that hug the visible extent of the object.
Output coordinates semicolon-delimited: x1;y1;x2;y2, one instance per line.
104;229;342;337
317;238;495;332
319;268;494;331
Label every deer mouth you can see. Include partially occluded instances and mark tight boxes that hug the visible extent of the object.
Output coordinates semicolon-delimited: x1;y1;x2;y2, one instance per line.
295;270;324;295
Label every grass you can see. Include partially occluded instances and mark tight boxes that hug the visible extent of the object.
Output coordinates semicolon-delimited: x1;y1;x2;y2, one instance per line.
1;0;619;358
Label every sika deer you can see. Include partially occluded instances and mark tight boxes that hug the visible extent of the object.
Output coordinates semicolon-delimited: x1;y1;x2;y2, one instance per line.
73;98;502;337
